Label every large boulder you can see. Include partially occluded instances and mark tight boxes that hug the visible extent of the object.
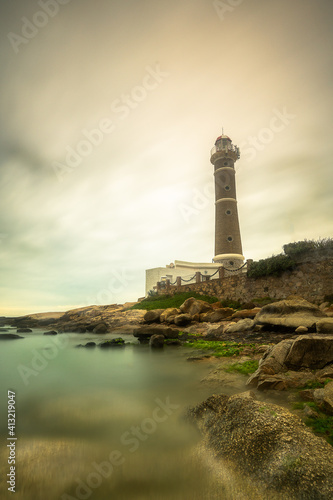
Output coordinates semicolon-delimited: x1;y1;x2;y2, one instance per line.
247;335;333;390
254;298;326;330
143;309;164;323
179;298;212;316
134;325;179;343
187;392;333;498
284;335;333;369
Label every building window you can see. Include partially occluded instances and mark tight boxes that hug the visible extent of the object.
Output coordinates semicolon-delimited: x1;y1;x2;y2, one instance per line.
229;261;234;266
227;236;233;242
225;209;232;215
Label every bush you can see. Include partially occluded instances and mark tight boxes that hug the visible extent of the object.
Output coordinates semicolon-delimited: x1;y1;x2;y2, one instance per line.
248;254;296;279
131;292;219;311
283;238;333;259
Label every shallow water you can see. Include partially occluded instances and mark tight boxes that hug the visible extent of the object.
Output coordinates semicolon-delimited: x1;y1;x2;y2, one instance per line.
0;328;288;499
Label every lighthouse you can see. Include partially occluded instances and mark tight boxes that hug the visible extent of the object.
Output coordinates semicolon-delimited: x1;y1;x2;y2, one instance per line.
210;134;244;269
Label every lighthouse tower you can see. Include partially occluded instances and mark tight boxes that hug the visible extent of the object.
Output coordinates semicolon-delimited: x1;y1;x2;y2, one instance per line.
210;134;244;269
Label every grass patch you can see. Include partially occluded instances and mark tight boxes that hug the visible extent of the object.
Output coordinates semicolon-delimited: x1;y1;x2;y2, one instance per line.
225;359;259;375
301;379;331;390
184;340;254;357
131;292;219;311
305;413;333;446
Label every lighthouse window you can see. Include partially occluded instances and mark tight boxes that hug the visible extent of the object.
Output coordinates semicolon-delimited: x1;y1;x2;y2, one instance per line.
229;261;234;266
227;236;233;242
224;185;230;191
225;209;232;215
223;161;228;166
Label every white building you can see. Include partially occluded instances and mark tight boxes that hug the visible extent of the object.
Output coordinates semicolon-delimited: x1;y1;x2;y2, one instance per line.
145;260;221;295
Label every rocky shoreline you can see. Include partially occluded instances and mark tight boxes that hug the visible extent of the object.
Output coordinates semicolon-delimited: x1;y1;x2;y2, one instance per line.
2;295;333;498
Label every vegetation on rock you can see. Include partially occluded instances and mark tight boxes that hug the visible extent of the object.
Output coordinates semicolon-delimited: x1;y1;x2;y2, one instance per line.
248;238;333;279
184;340;256;357
225;360;259;375
283;237;333;259
131;292;219;311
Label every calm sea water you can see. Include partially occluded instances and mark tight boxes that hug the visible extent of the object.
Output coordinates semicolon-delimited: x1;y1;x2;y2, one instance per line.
0;328;284;500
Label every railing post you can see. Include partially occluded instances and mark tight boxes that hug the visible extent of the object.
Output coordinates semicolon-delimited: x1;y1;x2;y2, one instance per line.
219;267;225;280
246;259;253;274
157;281;161;292
196;272;201;283
176;276;182;288
166;279;170;292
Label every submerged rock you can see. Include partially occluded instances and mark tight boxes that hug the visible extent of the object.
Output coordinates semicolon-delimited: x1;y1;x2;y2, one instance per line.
187;392;333;499
149;334;164;348
0;333;24;340
99;338;125;348
17;328;32;333
43;330;58;335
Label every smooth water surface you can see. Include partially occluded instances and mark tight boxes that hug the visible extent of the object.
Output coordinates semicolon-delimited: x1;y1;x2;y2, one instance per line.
0;328;283;500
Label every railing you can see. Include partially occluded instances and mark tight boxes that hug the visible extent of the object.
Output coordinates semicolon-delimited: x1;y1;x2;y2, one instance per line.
155;261;250;292
210;143;240;158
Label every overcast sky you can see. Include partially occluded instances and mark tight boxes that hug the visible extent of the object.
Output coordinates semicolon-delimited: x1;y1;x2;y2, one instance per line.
1;0;332;316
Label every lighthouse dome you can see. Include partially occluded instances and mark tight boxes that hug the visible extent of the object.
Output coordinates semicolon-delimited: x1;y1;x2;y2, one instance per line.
215;135;231;144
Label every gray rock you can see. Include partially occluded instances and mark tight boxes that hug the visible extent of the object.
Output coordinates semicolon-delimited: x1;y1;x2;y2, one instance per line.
316;318;333;333
173;314;192;326
43;330;58;335
224;318;254;333
295;326;308;333
200;310;233;323
17;328;32;333
284;335;333;369
254;298;326;330
179;297;212;316
143;309;164;323
134;325;179;343
149;334;164;348
160;308;181;323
